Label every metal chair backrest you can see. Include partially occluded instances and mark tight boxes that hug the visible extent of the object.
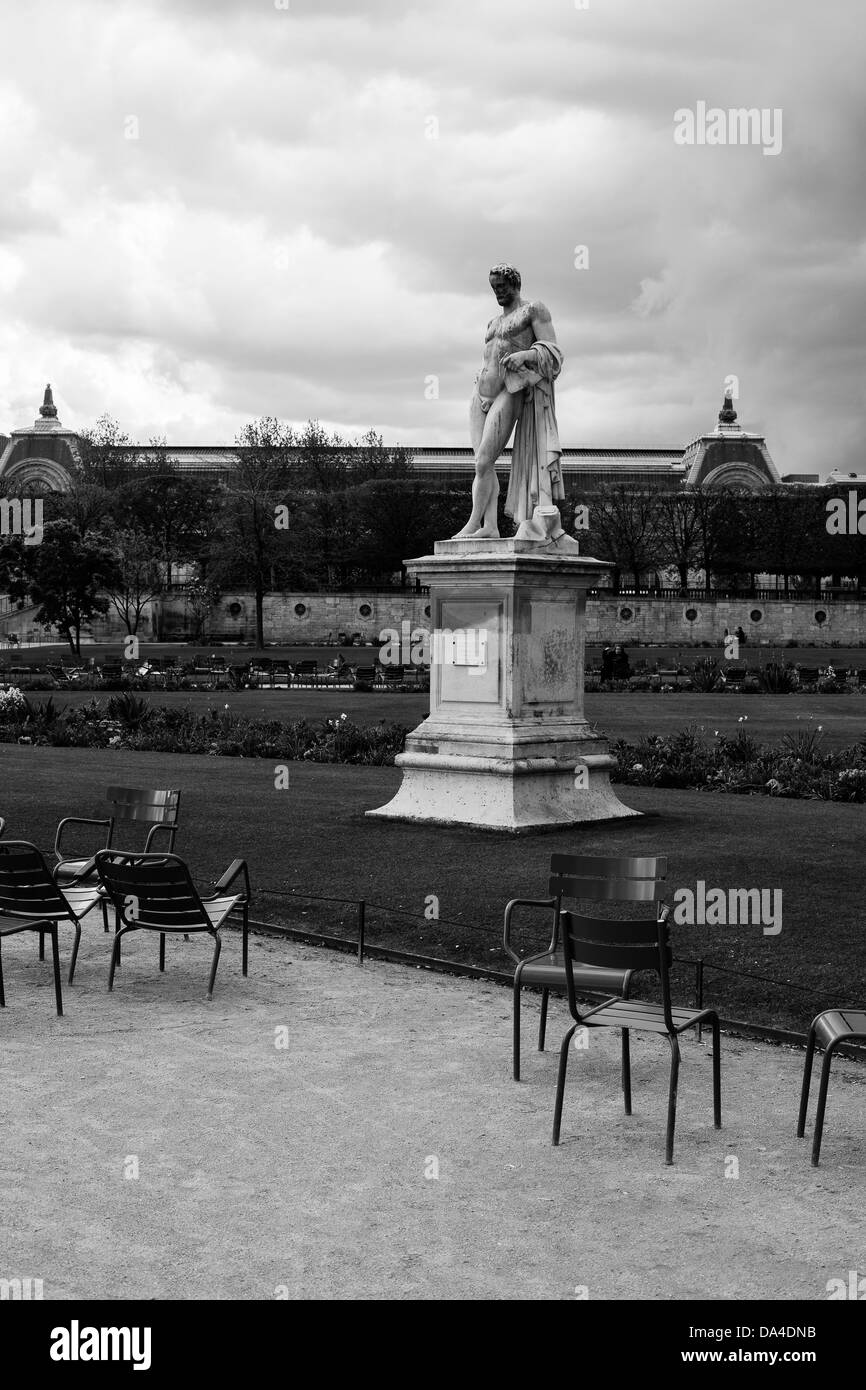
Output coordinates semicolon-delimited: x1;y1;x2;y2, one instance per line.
0;840;71;919
561;908;674;1029
549;853;671;1024
107;787;181;853
95;851;208;931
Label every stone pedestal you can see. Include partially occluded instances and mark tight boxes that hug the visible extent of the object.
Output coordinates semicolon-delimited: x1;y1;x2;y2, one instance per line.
367;536;638;832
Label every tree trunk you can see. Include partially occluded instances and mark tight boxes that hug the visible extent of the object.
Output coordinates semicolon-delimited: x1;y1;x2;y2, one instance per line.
255;576;265;649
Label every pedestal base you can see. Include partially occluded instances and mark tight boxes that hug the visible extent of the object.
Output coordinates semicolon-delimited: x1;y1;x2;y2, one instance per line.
368;744;639;832
366;536;638;832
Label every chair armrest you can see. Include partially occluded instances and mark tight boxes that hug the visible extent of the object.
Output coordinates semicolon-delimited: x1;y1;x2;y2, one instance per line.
211;857;251;904
54;816;113;861
502;897;557;964
143;823;178;854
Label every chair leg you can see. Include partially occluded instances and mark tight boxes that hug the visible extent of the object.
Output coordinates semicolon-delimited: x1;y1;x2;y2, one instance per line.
101;899;109;933
552;1024;578;1146
68;920;82;985
512;979;522;1081
159;933;166;972
665;1034;681;1165
50;925;63;1017
621;1029;632;1115
797;1022;818;1137
39;929;45;961
242;905;248;978
538;989;549;1052
811;1044;838;1167
207;929;222;1001
108;926;134;991
711;1016;722;1128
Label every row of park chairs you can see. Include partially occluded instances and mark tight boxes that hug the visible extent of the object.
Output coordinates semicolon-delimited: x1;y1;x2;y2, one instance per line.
505;853;864;1167
0;786;250;1010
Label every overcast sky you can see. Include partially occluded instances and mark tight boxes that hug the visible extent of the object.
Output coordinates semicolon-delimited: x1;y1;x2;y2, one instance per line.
0;0;863;476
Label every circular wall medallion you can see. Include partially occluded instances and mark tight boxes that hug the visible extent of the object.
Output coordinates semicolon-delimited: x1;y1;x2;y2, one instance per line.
294;603;307;617
814;610;827;625
750;609;763;623
619;606;633;621
684;607;698;622
228;602;242;618
359;603;372;617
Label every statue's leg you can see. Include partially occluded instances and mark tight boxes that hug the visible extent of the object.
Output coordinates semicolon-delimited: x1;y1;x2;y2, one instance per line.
453;391;518;538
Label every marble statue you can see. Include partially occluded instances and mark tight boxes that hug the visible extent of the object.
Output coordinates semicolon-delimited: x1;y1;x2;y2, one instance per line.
452;264;569;543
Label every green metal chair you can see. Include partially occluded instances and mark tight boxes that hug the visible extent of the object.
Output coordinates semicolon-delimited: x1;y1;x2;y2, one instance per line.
53;787;181;889
0;841;102;1011
797;1009;866;1165
95;850;251;999
504;854;664;1081
552;884;721;1165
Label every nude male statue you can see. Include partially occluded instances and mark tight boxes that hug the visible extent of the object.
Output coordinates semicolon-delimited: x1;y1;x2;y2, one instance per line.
453;264;566;540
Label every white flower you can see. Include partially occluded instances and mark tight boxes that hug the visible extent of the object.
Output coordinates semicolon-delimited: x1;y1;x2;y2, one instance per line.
632;763;644;772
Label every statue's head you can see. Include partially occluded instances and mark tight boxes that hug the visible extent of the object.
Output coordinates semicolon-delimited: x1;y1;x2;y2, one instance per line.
489;263;521;306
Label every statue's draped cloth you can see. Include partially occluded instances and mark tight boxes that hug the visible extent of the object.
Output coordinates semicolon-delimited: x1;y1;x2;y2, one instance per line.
503;341;565;524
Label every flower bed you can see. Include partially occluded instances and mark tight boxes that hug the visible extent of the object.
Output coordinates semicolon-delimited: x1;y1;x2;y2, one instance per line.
609;719;866;801
0;694;405;765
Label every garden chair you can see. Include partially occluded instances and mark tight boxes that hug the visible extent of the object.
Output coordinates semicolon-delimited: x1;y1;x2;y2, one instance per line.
53;787;181;891
249;658;272;688
271;662;291;688
0;841;102;1010
293;659;318;687
382;666;405;688
94;850;251;999
505;854;663;1080
797;1008;866;1165
551;882;721;1165
192;655;214;688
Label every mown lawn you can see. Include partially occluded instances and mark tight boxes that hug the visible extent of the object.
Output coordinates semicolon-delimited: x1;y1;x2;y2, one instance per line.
1;744;862;1034
23;687;866;753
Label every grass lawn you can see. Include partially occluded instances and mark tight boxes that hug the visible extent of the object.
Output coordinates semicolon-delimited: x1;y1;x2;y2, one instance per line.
1;744;862;1034
23;687;866;752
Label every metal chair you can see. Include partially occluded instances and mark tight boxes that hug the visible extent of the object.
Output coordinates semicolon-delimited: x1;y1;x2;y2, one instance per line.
552;884;721;1165
293;659;318;687
505;854;659;1081
0;841;102;1010
797;1009;866;1165
53;787;181;890
95;851;251;999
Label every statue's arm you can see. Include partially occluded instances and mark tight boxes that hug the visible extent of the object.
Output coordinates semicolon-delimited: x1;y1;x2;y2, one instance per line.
500;302;559;375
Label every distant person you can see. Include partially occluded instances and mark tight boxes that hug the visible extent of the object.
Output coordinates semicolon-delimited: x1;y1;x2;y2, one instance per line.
612;644;630;680
601;644;614;681
736;625;746;647
330;653;349;679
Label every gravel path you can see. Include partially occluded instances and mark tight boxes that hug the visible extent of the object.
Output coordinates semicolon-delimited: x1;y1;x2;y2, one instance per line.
1;921;863;1300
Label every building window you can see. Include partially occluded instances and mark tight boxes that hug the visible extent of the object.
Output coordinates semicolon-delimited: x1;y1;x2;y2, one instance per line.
814;610;827;625
294;603;307;617
750;609;763;623
684;607;698;622
619;606;633;621
359;603;372;617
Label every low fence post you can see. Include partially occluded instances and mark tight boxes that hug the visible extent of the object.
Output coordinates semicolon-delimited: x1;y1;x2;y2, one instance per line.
357;899;366;965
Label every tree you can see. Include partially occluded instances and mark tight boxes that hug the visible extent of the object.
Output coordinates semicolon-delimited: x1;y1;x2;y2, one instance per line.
655;493;703;591
4;519;119;655
213;418;296;647
580;484;662;590
116;454;217;586
76;415;141;490
104;529;164;635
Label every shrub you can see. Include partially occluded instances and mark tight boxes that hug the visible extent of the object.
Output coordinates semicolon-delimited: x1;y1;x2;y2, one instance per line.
691;657;721;692
758;662;798;694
